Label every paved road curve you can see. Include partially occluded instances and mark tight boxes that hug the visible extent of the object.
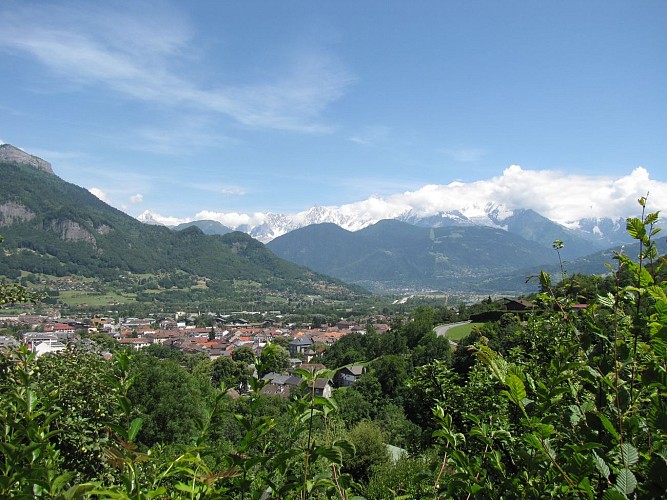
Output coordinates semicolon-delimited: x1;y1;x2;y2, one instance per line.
434;320;472;347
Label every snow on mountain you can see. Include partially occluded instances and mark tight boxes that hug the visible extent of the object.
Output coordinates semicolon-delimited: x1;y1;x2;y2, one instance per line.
135;166;667;245
136;199;638;248
137;202;521;243
137;210;189;227
563;216;630;246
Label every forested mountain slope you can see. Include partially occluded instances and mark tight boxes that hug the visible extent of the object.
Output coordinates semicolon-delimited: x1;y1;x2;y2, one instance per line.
0;157;360;300
269;219;559;293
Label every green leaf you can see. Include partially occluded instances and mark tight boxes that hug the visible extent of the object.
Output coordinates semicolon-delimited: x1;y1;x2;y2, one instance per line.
313;445;343;464
106;423;129;440
174;482;195;493
596;413;620;442
645;211;660;225
598;293;616;309
312;395;330;408
292;368;313;381
523;433;543;453
593;452;610;479
626;218;645;240
602;488;628;500
128;417;143;442
636;266;654;288
620;442;638;467
539;271;552;289
615;468;637;495
50;471;75;494
118;395;132;416
505;373;526;405
333;438;355;456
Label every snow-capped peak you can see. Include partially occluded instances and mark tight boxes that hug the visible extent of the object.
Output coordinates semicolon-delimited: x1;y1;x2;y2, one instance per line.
137;210;188;227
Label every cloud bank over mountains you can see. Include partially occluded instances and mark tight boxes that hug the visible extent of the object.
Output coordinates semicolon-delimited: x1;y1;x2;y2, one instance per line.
135;166;667;238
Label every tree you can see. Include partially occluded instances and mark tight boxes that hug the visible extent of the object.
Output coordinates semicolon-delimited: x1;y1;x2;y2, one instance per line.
144;342;185;362
0;236;41;306
211;356;245;389
270;336;291;350
128;355;207;447
411;330;451;367
402;306;435;348
333;387;373;426
257;342;290;377
376;403;421;450
345;420;391;485
351;373;384;419
370;354;408;399
35;348;121;480
231;345;255;366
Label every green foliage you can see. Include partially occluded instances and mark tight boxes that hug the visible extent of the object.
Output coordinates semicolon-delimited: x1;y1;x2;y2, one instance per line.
257;342;290;377
0;347;71;497
35;348;122;481
370;354;409;399
0;235;42;306
2;199;666;498
366;452;436;499
428;200;667;498
127;354;208;447
231;345;255;366
344;420;390;485
211;356;248;391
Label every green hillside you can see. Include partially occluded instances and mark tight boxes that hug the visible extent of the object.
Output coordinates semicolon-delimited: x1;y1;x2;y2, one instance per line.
268;218;556;293
0;160;365;309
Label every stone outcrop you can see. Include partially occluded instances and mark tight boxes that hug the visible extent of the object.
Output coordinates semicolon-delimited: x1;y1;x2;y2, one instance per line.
50;220;96;246
96;224;112;235
0;201;36;227
0;144;54;175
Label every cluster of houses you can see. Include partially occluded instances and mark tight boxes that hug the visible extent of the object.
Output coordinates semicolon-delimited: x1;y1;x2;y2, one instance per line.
105;316;389;361
0;312;381;396
257;363;367;399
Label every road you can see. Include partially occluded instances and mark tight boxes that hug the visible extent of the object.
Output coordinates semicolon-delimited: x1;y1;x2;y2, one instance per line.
434;320;471;347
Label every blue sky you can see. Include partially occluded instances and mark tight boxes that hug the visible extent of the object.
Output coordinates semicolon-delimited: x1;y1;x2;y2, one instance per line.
1;0;666;224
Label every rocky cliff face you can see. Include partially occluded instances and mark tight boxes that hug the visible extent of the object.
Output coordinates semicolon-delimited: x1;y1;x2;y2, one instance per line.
0;201;36;227
50;220;97;246
0;144;54;174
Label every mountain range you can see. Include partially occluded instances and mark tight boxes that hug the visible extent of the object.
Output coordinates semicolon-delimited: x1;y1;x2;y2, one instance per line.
166;207;660;295
2;144;660;298
139;201;633;259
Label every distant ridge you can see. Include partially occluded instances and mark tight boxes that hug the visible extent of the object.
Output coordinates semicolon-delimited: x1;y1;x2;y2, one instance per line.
267;219;554;294
172;220;233;236
0;143;54;175
142;204;634;257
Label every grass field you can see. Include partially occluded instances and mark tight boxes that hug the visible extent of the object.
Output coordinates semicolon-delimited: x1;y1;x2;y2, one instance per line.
58;290;135;306
445;322;483;341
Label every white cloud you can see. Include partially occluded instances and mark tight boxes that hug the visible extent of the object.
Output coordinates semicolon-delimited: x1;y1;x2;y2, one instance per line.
441;147;485;163
194;210;267;229
130;194;143;204
0;3;353;133
221;187;246;196
362;166;667;224
134;167;667;236
137;210;189;226
350;125;391;145
89;187;111;204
